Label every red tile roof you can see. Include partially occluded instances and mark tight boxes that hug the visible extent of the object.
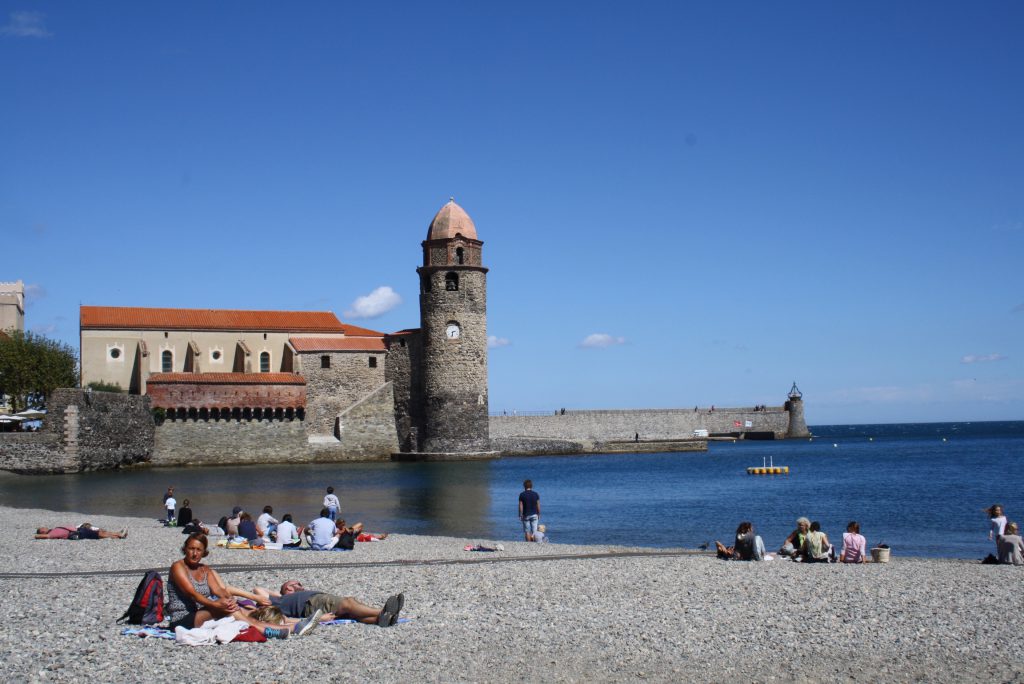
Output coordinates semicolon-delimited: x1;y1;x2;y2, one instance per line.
336;323;385;337
147;372;306;385
289;337;386;352
388;328;420;336
80;306;384;335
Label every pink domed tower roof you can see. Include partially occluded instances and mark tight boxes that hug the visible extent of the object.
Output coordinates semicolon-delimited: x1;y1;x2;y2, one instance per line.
427;198;477;241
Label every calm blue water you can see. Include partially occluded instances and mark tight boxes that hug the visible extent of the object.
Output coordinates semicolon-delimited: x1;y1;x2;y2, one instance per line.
0;421;1021;558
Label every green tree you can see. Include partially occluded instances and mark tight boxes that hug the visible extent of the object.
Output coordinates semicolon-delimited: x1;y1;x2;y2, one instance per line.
0;330;79;412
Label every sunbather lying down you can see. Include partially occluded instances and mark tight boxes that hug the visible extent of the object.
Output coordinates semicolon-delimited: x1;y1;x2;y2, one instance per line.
35;524;127;540
248;579;405;627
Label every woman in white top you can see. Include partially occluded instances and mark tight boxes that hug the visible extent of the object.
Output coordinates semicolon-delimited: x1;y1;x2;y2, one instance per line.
987;504;1007;550
840;521;867;563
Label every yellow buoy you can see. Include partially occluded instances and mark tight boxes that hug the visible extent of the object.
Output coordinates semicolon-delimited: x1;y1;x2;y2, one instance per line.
747;465;790;475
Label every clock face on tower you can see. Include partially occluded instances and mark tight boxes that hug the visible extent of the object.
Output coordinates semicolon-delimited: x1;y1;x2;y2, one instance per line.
445;323;461;339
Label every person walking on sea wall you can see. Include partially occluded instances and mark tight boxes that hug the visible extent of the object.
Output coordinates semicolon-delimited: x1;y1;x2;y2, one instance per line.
518;479;541;542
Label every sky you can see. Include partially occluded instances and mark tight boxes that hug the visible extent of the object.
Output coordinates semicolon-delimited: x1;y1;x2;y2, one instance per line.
1;2;1022;425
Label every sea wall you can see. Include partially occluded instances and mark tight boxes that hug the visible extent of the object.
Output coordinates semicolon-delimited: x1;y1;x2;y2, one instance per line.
152;416;308;466
490;407;793;450
0;388;153;474
490;435;708;457
151;382;399;465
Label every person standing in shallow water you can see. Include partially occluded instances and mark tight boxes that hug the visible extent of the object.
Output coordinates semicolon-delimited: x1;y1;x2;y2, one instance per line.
323;487;340;521
518;479;540;542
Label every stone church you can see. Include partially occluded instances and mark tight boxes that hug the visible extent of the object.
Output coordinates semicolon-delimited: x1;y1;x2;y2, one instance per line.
78;199;494;463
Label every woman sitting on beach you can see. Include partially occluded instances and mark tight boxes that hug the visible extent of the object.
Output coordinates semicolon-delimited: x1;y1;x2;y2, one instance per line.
237;512;260;542
167;532;315;639
996;522;1024;565
176;499;193;528
797;521;833;563
779;517;810;557
840;521;867;563
715;521;766;561
275;513;301;547
986;504;1007;550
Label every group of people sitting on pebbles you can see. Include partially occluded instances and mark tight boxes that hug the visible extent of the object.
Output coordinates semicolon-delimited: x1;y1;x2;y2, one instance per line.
986;503;1024;565
715;517;871;563
167;531;405;640
173;504;387;551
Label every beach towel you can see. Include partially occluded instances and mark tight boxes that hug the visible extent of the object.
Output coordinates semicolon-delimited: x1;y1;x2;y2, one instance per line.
464;544;504;552
121;626;176;640
122;617;412;642
175;616;249;645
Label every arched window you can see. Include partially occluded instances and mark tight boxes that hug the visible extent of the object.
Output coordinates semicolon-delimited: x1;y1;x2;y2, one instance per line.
260;351;271;373
423;275;432;293
445;272;459;291
456;247;464;264
161;350;173;373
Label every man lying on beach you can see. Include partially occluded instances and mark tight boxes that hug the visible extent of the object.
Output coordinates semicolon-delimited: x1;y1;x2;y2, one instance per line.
252;579;404;627
35;524;127;540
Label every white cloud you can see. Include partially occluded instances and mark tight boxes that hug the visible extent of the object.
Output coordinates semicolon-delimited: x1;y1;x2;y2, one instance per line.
343;286;402;319
1;11;52;38
24;283;45;302
30;323;57;335
580;333;626;348
488;336;510;348
961;353;1007;364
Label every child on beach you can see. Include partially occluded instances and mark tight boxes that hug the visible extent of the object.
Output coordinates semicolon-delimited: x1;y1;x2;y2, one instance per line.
986;504;1007;550
534;524;549;543
165;491;177;524
324;487;340;521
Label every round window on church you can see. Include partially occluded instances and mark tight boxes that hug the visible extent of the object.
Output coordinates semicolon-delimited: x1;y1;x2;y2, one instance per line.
212;350;222;361
109;348;121;359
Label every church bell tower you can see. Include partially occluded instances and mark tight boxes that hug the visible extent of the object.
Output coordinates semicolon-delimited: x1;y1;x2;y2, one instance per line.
417;198;491;453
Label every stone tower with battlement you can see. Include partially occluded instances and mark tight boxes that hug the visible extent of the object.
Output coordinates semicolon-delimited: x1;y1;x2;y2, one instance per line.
0;280;25;334
416;199;492;453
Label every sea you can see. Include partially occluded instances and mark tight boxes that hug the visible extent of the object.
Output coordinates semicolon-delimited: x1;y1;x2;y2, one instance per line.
1;421;1021;559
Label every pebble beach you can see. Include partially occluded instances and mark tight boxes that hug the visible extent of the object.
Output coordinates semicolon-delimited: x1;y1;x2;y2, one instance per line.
1;504;1022;683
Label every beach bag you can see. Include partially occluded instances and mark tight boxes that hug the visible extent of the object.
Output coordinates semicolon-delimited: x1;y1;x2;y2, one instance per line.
117;570;165;625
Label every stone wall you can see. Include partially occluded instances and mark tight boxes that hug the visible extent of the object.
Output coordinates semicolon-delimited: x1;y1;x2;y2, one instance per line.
384;333;424;451
0;388;153;474
298;350;386;435
152;415;307;466
152;383;399;465
490;407;794;444
310;382;399;459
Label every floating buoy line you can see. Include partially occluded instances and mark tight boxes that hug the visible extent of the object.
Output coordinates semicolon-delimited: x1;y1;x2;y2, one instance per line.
747;454;789;475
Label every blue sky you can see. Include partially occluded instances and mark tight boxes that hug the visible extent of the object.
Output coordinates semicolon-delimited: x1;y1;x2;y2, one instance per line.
2;2;1022;424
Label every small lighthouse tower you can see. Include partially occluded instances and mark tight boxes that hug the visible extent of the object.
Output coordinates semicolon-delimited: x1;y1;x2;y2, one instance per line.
416;199;495;455
784;382;810;438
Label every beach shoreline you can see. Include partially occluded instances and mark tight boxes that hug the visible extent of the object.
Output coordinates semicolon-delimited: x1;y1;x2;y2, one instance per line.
1;504;1021;683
